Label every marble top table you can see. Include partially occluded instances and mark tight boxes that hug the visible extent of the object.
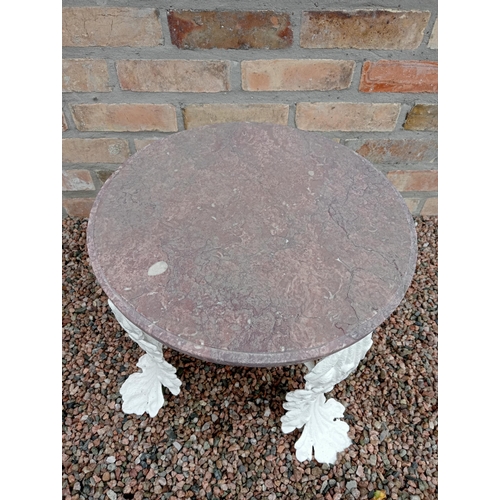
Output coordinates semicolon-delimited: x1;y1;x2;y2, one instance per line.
87;122;417;464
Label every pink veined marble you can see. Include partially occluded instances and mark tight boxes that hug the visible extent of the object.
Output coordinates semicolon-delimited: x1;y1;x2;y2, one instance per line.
87;123;417;367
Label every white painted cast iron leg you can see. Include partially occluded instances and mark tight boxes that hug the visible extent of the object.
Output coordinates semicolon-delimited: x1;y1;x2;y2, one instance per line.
281;334;373;465
108;300;182;418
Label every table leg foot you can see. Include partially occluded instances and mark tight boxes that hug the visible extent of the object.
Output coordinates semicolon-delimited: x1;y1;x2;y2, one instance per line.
108;300;182;418
281;334;373;464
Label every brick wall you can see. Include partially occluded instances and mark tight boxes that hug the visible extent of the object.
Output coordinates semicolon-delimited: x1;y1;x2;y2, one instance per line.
62;1;438;218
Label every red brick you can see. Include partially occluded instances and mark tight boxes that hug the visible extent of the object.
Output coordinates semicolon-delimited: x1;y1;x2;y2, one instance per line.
347;139;438;163
167;10;292;49
403;104;438;131
296;102;400;132
62;138;130;164
62;112;68;132
387;170;438;192
71;104;178;132
62;59;110;92
241;59;354;91
62;7;162;47
300;10;430;49
360;60;438;93
183;104;289;129
116;60;230;93
62;170;95;191
63;198;95;218
421;197;438;215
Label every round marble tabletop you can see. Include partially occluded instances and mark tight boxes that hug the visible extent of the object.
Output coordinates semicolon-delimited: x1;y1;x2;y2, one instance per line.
87;123;417;367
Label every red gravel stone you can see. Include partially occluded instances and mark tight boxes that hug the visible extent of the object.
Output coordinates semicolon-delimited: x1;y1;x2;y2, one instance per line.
63;215;437;499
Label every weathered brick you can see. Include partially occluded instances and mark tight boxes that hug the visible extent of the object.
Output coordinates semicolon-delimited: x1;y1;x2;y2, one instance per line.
167;10;292;49
403;104;438;131
62;198;95;218
346;139;438;163
300;10;430;49
62;138;130;164
421;197;438;215
62;112;68;132
116;60;230;93
62;59;110;92
387;170;438;192
71;104;178;132
296;102;400;132
134;138;164;151
62;7;162;47
360;60;438;93
241;59;355;91
183;104;289;129
62;170;95;191
428;18;438;49
404;198;420;215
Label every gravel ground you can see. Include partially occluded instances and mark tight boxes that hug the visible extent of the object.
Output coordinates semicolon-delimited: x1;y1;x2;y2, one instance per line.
62;216;437;500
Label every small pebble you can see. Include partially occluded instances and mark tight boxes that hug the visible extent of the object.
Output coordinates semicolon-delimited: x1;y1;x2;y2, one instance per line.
346;480;357;490
320;480;329;494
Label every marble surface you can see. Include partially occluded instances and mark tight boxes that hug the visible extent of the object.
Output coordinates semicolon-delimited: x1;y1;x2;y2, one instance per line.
87;123;417;367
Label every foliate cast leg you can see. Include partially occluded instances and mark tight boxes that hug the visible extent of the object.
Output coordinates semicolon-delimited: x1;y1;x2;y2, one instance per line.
281;334;373;464
108;300;182;418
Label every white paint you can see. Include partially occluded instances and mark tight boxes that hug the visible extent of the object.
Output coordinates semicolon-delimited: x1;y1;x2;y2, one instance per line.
108;300;182;418
308;171;315;176
303;360;315;371
281;334;373;464
148;261;168;276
